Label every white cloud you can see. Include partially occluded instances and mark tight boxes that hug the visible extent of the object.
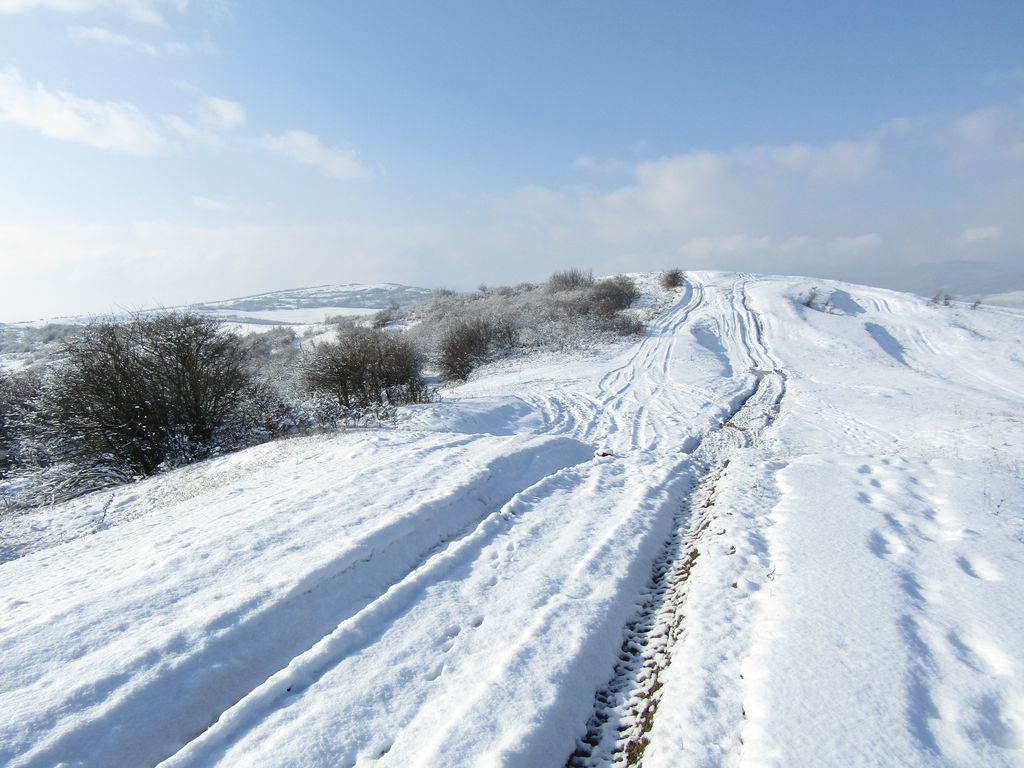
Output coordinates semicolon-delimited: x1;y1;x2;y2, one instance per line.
0;218;438;321
67;24;158;54
190;194;235;213
946;107;1024;162
490;112;1024;288
162;39;192;56
0;66;167;154
960;226;1002;244
0;68;246;154
258;130;373;180
756;139;880;182
198;96;244;131
831;233;882;254
953;109;1005;148
573;155;629;174
873;116;926;139
0;0;180;25
163;96;244;145
66;24;194;56
675;233;880;272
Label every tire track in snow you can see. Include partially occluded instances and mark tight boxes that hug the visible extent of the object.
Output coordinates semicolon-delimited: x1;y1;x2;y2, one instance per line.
12;437;593;768
519;281;704;452
159;450;600;768
569;279;787;767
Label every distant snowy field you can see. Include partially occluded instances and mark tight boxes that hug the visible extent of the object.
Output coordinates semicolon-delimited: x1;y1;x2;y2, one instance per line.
0;282;430;371
1;272;1022;767
5;282;430;330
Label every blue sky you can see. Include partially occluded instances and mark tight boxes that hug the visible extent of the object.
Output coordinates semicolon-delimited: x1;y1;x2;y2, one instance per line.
1;1;1023;320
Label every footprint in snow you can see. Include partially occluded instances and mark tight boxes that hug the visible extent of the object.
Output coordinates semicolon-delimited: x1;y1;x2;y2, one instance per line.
424;661;444;682
956;554;1002;582
440;625;461;653
972;694;1023;750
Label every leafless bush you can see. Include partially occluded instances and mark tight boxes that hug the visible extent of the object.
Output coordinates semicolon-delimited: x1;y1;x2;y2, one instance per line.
0;369;31;475
600;313;645;336
387;269;652;381
37;312;254;476
438;319;497;380
372;302;401;329
660;268;685;289
589;275;640;315
302;326;426;410
548;268;594;292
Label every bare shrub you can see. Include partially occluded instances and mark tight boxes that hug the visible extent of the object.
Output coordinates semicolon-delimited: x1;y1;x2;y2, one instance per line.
492;315;520;349
589;275;640;315
438;319;496;380
389;269;653;381
548;268;594;292
302;326;426;410
38;312;254;476
372;302;401;329
660;268;685;289
600;313;645;336
0;369;35;475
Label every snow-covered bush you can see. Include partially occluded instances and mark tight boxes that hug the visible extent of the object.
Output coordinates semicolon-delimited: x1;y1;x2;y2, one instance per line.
547;268;594;292
391;271;644;381
660;268;685;289
0;369;41;478
439;319;500;380
589;275;641;315
36;312;255;477
301;326;427;411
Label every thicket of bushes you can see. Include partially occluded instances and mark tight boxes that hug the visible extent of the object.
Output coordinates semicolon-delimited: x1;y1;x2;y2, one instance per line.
2;268;659;508
399;270;645;380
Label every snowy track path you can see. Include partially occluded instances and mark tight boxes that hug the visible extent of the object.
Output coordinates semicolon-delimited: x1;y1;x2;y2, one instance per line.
158;278;724;767
4;272;1022;767
569;279;788;766
1;275;788;768
1;434;593;767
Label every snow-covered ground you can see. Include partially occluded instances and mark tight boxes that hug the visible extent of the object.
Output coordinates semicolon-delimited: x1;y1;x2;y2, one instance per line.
1;272;1022;767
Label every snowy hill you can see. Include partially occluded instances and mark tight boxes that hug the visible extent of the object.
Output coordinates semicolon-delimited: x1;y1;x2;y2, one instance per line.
185;283;433;329
0;282;431;371
1;272;1022;767
6;283;431;329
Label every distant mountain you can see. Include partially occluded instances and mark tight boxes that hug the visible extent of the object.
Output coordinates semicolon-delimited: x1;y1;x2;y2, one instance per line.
188;283;432;314
8;283;432;329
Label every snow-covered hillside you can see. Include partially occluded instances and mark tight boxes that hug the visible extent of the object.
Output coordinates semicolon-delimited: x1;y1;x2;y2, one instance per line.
0;282;430;373
186;283;433;330
1;272;1022;767
5;283;430;329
